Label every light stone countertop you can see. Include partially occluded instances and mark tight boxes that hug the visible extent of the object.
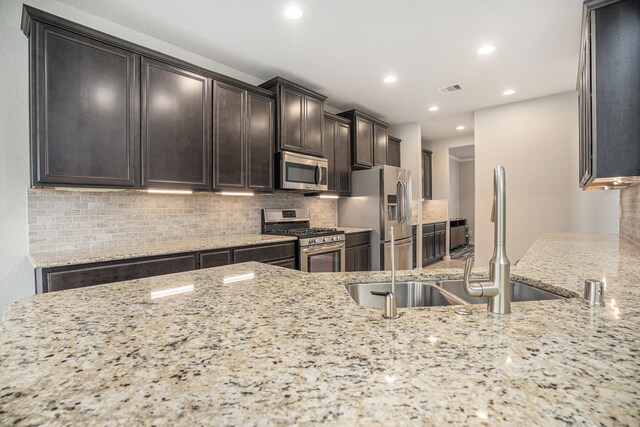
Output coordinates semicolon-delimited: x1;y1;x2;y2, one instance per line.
336;226;373;234
28;234;298;269
2;232;639;425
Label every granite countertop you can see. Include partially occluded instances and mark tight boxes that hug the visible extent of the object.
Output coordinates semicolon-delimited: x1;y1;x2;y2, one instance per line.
28;234;298;269
2;233;639;425
336;226;373;234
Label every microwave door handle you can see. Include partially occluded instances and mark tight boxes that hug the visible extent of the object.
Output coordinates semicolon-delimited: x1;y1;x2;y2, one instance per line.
315;164;321;186
318;164;323;187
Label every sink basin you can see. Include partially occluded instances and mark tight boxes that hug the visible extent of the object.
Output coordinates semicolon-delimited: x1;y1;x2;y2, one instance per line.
436;279;565;304
345;281;467;308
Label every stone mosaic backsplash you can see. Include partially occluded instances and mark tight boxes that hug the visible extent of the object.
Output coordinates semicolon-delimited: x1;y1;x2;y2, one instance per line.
422;199;448;223
27;189;337;253
620;184;640;245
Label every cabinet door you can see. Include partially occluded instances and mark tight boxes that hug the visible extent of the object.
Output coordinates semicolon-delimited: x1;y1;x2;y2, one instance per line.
200;250;232;269
336;122;352;195
373;124;388;166
435;230;446;258
33;24;138;187
422;150;433;200
354;116;374;168
304;96;324;156
356;245;371;271
280;87;304;151
345;247;357;272
247;92;275;191
323;118;337;192
142;58;211;189
423;232;436;265
387;138;401;167
213;81;245;189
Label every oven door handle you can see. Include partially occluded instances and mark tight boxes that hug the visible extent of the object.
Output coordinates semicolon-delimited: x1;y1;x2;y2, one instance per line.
301;242;345;255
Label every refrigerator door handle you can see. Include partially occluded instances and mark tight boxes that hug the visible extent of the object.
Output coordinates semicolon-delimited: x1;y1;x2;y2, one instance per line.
396;180;404;224
398;180;407;224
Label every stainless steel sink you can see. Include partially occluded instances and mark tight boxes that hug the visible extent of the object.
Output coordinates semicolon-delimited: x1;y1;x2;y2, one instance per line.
436;279;565;304
345;281;466;309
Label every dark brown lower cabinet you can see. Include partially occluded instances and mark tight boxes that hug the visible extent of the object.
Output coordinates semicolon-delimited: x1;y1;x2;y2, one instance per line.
422;222;446;267
345;232;371;272
36;241;296;293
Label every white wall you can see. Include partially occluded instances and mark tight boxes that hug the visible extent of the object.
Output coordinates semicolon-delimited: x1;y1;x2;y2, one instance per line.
459;160;475;243
389;123;423;263
448;157;460;218
423;135;474;201
474;91;620;265
0;0;274;314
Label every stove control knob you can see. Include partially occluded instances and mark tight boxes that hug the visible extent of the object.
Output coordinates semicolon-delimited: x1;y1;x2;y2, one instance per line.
309;238;317;244
332;236;340;242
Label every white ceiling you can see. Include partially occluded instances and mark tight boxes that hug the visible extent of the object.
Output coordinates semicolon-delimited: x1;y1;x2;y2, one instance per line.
57;0;584;141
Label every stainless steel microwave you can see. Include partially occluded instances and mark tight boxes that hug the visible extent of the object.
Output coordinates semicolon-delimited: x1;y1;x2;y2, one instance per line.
277;151;328;191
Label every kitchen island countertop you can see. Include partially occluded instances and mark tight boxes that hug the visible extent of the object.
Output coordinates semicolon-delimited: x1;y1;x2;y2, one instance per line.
2;233;639;425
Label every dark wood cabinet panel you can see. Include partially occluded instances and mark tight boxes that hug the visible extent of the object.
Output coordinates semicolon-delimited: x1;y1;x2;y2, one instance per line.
200;250;232;269
324;113;352;195
247;92;275;191
422;149;433;200
579;0;640;188
388;136;401;167
422;222;446;266
336;121;352;195
213;81;245;189
373;123;388;166
353;116;373;168
323;117;337;192
345;232;371;272
260;77;327;157
281;87;305;152
304;97;324;156
44;255;196;292
233;242;296;263
141;58;211;189
31;23;139;187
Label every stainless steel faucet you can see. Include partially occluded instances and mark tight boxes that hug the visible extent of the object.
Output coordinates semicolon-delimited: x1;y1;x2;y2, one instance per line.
463;165;511;315
383;226;399;319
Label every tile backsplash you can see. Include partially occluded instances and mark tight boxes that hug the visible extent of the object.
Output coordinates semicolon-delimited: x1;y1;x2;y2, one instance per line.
28;189;337;253
422;199;448;223
620;184;640;245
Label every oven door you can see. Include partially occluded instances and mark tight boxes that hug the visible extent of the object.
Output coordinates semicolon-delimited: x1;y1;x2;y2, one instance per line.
279;151;328;191
300;242;345;272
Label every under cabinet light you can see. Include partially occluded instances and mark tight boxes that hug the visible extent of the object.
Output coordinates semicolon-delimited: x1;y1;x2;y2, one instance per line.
502;89;516;96
456;125;465;131
150;284;194;299
146;189;193;195
218;191;255;197
319;194;339;199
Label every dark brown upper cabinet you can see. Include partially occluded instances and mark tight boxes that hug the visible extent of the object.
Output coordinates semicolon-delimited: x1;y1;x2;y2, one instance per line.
422;149;433;200
324;113;352;195
141;58;211;190
259;77;327;158
578;0;640;189
387;136;401;167
373;123;388;166
338;110;389;170
213;81;275;191
25;21;139;188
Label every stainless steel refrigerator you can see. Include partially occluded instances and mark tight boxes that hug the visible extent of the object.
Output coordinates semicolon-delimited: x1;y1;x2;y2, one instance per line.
338;165;413;270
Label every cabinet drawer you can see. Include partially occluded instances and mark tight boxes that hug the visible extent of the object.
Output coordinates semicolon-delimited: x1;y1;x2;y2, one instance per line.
422;223;435;233
200;250;232;269
45;255;196;292
435;222;446;231
233;242;295;263
345;232;371;248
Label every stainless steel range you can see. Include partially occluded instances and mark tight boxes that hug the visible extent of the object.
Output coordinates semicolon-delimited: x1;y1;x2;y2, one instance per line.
262;208;345;272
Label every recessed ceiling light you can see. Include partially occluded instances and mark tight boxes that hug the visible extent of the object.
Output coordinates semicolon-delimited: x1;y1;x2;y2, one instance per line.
383;75;397;83
478;45;495;55
502;89;516;96
456;125;465;131
428;106;439;112
284;5;302;19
